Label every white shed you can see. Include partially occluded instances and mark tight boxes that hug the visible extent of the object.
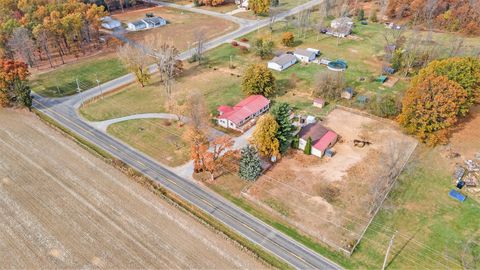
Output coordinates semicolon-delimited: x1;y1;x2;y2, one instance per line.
293;48;317;63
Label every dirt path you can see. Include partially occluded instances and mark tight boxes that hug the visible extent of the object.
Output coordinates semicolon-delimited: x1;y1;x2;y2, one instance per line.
0;109;266;269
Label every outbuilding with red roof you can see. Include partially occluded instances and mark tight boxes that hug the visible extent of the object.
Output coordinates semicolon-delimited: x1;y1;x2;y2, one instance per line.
298;122;338;158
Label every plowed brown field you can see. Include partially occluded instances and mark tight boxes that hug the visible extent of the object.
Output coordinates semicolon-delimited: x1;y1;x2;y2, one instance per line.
0;109;265;269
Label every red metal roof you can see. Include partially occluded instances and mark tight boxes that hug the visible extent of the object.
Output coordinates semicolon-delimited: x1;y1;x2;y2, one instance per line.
217;95;270;125
313;130;337;152
218;105;233;114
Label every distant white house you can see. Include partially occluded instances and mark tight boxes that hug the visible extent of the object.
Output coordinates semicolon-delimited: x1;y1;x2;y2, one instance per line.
327;17;354;37
101;17;121;30
127;16;167;31
235;0;249;8
267;54;297;71
294;48;317;63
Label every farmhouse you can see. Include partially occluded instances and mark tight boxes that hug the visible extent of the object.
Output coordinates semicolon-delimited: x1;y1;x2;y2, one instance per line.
101;17;121;30
298;122;338;158
294;49;317;63
267;54;297;71
217;95;270;131
127;16;167;31
327;17;354;37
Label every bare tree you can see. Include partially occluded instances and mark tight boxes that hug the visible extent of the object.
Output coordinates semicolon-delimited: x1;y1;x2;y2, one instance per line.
193;30;206;65
186;92;209;130
146;38;183;97
117;44;151;87
8;27;36;67
312;71;346;101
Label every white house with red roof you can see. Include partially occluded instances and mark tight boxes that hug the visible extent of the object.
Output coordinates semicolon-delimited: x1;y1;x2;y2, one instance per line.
216;95;270;131
298;122;338;158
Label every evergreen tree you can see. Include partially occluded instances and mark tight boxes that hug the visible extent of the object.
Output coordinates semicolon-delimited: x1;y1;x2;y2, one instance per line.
304;137;312;155
238;145;262;181
271;102;295;154
292;135;299;149
357;9;365;21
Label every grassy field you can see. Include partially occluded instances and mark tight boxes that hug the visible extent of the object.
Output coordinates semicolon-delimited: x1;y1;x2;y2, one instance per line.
113;6;238;51
31;54;127;97
107;119;190;167
80;63;243;121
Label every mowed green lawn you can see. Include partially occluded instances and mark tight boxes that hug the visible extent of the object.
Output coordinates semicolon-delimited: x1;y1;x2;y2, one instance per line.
31;54;128;97
107;119;190;167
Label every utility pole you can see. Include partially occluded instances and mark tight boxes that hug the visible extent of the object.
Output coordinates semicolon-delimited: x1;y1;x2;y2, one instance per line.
382;231;397;270
76;78;84;107
95;73;103;99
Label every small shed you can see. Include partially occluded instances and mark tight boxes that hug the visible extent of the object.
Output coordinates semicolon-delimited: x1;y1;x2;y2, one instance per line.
377;75;388;83
357;95;369;104
325;148;335;158
313;98;326;108
294;49;317;63
341;87;354;99
307;48;321;56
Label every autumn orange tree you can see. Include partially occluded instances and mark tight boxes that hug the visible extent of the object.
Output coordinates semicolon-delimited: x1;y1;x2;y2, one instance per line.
0;58;31;108
413;57;480;113
398;75;467;145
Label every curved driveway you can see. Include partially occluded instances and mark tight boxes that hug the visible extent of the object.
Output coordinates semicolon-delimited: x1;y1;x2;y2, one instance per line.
32;0;343;268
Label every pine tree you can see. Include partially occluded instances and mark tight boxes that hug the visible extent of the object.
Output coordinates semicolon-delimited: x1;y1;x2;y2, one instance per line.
304;137;312;155
292;135;299;149
238;145;262;181
271;102;295;154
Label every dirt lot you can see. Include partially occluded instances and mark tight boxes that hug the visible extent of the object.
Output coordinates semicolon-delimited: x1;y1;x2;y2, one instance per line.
0;109;265;269
112;7;238;51
246;108;417;251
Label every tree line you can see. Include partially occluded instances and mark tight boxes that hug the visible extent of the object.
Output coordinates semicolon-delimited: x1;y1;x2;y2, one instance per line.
0;0;107;68
386;0;480;34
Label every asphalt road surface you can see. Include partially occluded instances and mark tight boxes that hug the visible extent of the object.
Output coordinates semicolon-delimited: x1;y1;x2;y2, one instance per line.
32;0;342;268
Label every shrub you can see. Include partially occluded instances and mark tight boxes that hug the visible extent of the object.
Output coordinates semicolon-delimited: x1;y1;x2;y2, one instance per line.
239;46;249;54
281;32;295;47
231;41;239;47
304;137;312;155
240;37;249;42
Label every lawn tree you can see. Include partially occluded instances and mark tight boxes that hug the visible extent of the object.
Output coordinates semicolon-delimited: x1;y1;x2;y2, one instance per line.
203;136;238;181
165;91;187;122
370;9;378;22
271;102;295;154
198;0;226;7
357;8;365;21
281;32;295;47
295;9;312;39
238;145;262;181
313;71;346;101
8;27;35;67
303;137;312;155
368;94;400;118
253;37;274;59
192;30;206;65
242;64;276;96
398;74;468;145
0;59;32;109
148;39;183;97
250;0;270;15
251;113;280;158
184;126;209;173
117;44;151;87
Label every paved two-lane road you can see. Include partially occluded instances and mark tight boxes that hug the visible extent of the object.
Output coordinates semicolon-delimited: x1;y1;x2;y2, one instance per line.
33;0;343;268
